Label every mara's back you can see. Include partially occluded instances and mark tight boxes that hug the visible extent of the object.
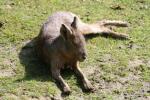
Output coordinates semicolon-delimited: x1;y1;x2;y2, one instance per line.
40;11;78;38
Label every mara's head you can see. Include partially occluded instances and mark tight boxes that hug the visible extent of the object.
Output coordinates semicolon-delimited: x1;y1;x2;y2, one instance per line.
60;17;87;62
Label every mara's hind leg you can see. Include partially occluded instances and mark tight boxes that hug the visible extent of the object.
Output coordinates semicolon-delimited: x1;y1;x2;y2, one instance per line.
80;20;129;39
99;20;129;27
97;20;129;39
102;28;129;39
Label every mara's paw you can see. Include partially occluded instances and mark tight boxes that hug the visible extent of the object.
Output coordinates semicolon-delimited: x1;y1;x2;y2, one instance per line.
63;86;71;95
83;82;95;92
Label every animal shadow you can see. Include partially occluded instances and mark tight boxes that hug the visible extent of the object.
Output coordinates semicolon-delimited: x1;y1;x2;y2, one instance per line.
18;38;53;81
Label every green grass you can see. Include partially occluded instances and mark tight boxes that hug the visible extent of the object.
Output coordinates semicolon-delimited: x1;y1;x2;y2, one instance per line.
0;0;150;99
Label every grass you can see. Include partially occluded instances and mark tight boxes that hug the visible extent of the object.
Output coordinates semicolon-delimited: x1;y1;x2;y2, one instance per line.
0;0;150;99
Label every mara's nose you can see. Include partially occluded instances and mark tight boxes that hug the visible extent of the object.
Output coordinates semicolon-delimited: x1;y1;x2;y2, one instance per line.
82;52;87;60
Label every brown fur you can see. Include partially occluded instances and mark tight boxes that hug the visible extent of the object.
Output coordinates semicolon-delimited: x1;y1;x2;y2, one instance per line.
35;11;129;94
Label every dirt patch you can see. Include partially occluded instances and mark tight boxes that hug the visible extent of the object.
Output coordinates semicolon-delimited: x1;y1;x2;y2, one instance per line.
128;58;144;68
0;69;15;77
81;57;149;99
2;59;16;68
96;54;118;64
128;58;149;77
119;73;140;84
0;93;18;100
127;41;142;50
0;58;17;77
142;82;150;94
82;65;98;76
128;58;146;75
147;60;150;67
102;54;112;62
118;42;142;50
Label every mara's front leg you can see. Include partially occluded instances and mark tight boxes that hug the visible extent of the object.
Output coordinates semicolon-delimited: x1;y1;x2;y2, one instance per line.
72;62;95;92
51;62;71;95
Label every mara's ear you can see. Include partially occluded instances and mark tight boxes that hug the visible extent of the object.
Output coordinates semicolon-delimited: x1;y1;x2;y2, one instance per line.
71;16;78;29
60;24;72;40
